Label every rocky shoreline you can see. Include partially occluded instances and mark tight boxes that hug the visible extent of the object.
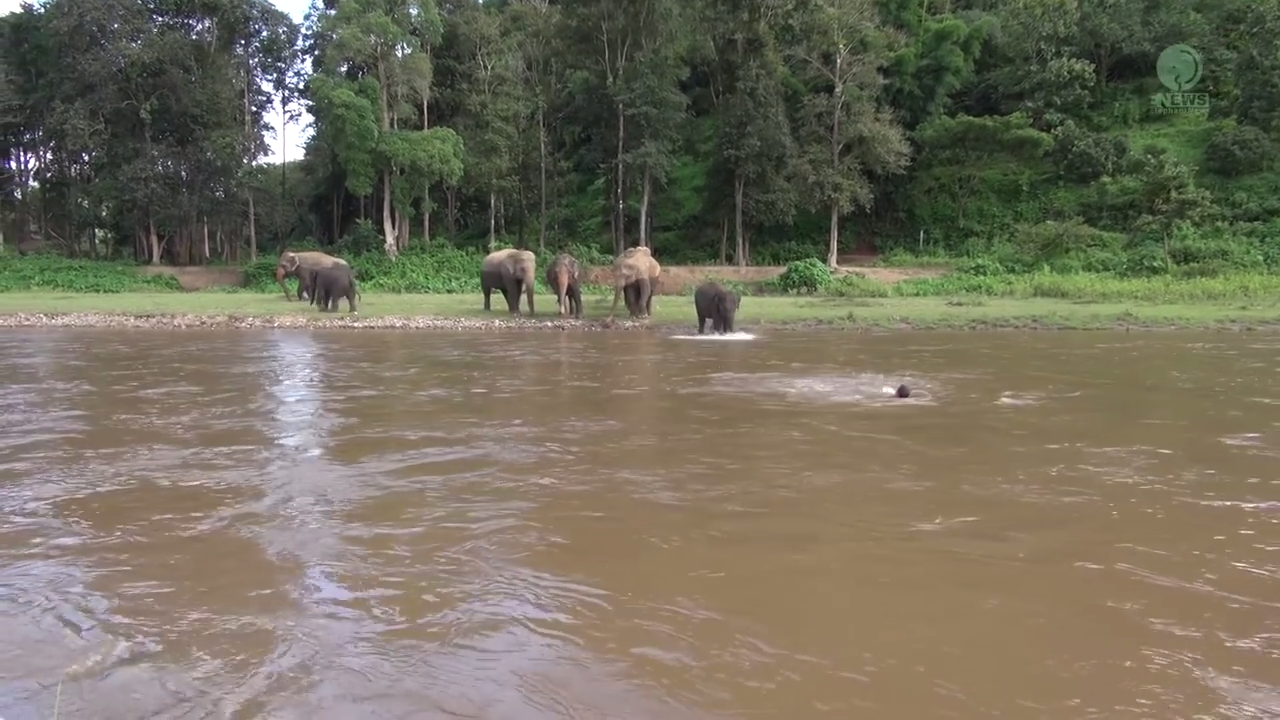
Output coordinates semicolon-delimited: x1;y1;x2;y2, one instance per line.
0;311;666;331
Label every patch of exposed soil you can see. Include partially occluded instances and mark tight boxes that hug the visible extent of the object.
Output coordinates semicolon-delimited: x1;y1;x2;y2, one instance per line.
832;266;948;284
580;264;947;294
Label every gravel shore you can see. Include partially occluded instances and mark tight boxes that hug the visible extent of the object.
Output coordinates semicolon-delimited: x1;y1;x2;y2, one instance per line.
0;312;666;331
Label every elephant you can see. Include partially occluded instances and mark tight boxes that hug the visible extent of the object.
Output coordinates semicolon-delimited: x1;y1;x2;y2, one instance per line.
693;282;741;334
307;265;360;313
606;246;662;320
545;252;583;318
276;250;349;301
480;248;537;315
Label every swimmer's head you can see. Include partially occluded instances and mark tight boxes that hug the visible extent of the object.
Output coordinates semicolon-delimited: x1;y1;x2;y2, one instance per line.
896;384;911;398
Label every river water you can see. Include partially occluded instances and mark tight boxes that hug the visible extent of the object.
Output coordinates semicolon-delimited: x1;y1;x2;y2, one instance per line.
0;328;1276;719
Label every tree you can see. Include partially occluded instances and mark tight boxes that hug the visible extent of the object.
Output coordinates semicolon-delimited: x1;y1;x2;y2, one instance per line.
788;0;912;267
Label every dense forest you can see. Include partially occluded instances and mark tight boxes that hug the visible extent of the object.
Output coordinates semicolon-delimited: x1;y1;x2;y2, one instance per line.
2;0;1280;275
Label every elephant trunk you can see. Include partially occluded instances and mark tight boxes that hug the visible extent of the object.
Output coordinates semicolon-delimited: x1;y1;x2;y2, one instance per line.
525;274;536;315
275;265;292;301
552;267;569;315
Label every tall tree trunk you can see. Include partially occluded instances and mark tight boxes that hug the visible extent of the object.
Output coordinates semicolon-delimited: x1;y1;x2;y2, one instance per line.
719;216;727;265
638;168;651;248
488;192;497;249
202;217;210;261
377;64;398;258
381;172;398;257
148;215;161;266
87;194;98;259
827;202;840;269
516;185;526;249
332;191;341;241
827;56;843;269
280;97;288;236
538;106;548;251
613;104;626;254
422;97;431;245
244;59;258;261
447;188;457;235
734;173;746;268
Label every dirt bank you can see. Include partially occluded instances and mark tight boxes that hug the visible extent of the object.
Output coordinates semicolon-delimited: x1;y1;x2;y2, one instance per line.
138;263;949;294
138;266;248;291
580;264;946;294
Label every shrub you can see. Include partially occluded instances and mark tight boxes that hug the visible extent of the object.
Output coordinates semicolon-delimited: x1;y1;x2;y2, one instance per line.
767;258;832;294
0;256;182;293
1048;121;1131;182
1203;124;1272;178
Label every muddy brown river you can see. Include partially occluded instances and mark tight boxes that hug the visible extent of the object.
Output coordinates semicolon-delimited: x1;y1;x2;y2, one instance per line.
0;328;1276;719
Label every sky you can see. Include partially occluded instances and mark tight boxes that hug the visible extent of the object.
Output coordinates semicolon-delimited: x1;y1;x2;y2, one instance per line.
1;0;315;165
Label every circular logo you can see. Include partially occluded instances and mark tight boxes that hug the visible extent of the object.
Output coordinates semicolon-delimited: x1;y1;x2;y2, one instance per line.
1157;44;1203;92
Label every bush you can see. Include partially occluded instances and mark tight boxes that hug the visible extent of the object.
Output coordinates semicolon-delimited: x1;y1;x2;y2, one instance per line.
1204;124;1272;178
1048;121;1131;182
767;258;832;294
0;256;182;293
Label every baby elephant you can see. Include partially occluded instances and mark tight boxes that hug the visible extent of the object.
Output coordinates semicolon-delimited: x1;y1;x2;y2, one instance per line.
693;282;741;334
308;265;360;314
545;252;583;318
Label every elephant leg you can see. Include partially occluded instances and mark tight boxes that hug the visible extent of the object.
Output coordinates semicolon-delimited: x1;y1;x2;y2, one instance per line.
525;281;535;316
624;281;638;318
570;286;583;318
634;278;651;319
698;313;707;334
482;281;493;311
346;287;357;313
504;278;521;314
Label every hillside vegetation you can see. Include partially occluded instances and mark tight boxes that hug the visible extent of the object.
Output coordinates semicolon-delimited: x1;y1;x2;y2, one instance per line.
3;0;1279;281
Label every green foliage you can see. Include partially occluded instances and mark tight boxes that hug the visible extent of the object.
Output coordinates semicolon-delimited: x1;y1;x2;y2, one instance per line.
7;0;1280;283
1203;125;1273;178
768;259;834;294
0;257;182;293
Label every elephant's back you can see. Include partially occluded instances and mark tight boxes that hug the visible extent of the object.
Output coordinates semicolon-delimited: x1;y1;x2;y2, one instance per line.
482;248;521;268
296;251;346;269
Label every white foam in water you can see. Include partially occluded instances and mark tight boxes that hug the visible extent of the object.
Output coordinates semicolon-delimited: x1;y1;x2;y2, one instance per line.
669;332;757;340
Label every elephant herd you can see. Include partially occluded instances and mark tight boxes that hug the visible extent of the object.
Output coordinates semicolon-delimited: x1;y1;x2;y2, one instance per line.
273;246;741;333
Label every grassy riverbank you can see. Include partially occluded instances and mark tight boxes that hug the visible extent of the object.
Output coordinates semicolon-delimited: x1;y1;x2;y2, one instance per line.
1;291;1278;330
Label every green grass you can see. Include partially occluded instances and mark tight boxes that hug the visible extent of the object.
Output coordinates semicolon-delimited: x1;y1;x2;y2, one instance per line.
2;290;1279;330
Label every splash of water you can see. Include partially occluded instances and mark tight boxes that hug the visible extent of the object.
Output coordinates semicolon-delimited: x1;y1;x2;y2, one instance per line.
668;332;757;341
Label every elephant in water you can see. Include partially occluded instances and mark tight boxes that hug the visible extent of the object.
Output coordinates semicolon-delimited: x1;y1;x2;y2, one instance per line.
607;246;662;320
480;248;537;315
307;265;360;313
545;252;583;318
693;282;741;334
276;250;349;301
